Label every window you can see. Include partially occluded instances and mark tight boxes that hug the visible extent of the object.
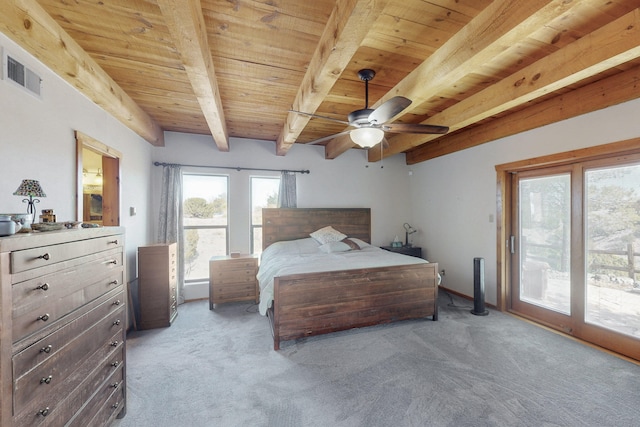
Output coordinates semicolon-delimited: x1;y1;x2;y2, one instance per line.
182;174;228;283
251;176;280;253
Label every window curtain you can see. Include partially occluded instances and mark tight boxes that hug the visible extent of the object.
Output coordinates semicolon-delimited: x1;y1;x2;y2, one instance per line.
157;164;185;304
277;171;297;208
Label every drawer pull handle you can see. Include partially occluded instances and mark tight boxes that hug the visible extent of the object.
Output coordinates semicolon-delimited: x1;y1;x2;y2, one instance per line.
37;253;50;261
113;300;121;306
109;279;119;286
109;239;119;245
40;375;53;384
35;283;50;291
40;345;52;354
113;319;121;326
38;313;50;322
108;259;118;265
110;341;119;347
111;361;120;367
111;381;120;389
38;407;50;417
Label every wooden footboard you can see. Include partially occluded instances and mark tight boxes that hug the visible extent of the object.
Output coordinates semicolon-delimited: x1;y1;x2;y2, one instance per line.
268;262;438;350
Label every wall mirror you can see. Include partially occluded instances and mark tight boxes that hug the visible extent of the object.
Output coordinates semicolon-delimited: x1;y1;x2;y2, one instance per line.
75;131;121;225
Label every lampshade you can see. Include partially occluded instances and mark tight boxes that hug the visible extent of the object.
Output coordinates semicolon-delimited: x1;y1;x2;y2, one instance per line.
404;223;417;234
13;179;46;198
403;222;417;247
14;179;46;218
350;127;384;148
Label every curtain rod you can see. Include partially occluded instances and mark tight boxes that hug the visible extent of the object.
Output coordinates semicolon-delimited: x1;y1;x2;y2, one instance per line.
153;162;310;174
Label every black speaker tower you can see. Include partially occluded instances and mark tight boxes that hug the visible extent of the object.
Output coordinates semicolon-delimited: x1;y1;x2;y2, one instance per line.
471;257;489;316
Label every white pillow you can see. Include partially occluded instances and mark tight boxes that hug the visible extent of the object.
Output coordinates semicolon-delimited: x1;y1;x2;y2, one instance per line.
309;226;347;244
319;241;352;253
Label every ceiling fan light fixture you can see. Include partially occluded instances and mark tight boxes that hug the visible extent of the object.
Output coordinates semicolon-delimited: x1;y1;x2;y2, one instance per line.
350;127;384;148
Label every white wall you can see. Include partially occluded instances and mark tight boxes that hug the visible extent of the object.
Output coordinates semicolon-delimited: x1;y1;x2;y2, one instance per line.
0;33;154;281
409;98;640;305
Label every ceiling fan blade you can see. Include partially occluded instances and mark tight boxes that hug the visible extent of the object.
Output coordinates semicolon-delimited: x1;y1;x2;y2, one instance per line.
305;130;352;145
289;110;350;126
367;96;412;124
383;123;449;134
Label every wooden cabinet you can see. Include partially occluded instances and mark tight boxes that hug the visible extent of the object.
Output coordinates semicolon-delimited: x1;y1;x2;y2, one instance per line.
380;245;423;258
0;227;126;427
209;255;259;309
137;243;178;330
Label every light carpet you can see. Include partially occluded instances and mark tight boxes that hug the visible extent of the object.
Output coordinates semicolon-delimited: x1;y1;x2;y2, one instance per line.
112;293;640;427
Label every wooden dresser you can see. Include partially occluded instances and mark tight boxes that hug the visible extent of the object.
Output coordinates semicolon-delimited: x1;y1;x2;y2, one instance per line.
209;255;259;309
137;243;178;329
0;227;126;427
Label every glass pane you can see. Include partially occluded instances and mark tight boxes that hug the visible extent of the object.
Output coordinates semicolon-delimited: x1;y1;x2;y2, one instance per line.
184;228;227;281
253;226;263;255
183;174;228;226
183;174;228;281
251;177;279;225
585;163;640;338
519;174;571;314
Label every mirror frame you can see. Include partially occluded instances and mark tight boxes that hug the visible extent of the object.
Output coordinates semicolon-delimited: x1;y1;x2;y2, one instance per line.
75;130;122;224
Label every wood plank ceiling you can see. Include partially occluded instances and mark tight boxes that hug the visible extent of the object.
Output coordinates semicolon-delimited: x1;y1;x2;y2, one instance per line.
2;0;640;165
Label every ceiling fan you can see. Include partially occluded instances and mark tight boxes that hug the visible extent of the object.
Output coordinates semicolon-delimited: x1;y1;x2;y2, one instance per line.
291;69;449;148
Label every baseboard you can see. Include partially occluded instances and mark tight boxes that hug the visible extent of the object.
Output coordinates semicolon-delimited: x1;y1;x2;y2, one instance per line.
438;285;498;310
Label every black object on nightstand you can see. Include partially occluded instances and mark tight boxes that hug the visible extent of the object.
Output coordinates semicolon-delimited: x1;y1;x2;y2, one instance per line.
380;245;423;258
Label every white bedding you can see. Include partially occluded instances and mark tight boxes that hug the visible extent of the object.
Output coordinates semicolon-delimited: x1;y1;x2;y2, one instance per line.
257;237;428;315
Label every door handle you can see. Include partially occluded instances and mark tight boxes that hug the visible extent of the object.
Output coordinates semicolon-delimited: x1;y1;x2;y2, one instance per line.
510;235;516;254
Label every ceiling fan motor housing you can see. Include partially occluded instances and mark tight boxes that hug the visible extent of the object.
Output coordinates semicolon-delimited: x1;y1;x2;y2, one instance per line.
348;109;376;127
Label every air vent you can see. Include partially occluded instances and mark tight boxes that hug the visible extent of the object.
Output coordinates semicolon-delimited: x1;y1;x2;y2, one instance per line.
4;54;42;97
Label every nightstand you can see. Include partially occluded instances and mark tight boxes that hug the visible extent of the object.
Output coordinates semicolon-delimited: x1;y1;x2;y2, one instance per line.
380;245;423;258
209;254;259;310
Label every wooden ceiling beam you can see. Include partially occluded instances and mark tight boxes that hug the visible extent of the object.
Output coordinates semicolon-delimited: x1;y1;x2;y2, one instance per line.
0;0;164;146
371;7;640;162
326;0;561;159
405;64;640;164
275;0;389;156
157;0;228;151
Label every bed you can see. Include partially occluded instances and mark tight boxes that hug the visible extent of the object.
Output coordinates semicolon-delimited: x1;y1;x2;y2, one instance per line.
260;208;438;350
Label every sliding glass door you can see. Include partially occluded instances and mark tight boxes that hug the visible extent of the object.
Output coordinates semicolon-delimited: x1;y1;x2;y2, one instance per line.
509;157;640;358
584;162;640;339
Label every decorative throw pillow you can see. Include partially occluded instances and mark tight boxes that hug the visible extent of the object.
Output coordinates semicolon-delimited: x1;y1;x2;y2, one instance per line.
310;226;347;244
341;238;361;250
347;237;370;248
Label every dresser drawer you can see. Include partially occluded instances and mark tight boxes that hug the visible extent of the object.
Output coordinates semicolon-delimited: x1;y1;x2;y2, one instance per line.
67;366;124;427
10;235;123;274
13;287;126;379
12;264;123;344
12;334;124;427
13;304;125;411
12;250;122;314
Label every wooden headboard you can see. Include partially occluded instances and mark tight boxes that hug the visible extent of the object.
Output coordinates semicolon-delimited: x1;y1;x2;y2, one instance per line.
262;208;371;250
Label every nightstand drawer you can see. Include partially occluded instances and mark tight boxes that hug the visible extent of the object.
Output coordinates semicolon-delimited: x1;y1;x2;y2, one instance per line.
380;246;423;258
209;255;259;309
